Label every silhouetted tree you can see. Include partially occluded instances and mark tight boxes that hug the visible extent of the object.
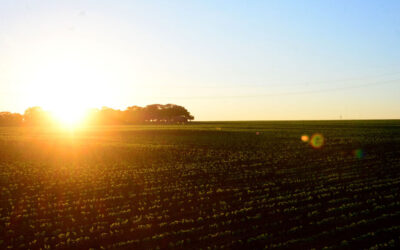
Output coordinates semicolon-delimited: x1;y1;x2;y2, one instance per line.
0;103;194;126
23;107;52;125
0;112;23;126
124;106;145;124
95;107;125;125
140;104;194;123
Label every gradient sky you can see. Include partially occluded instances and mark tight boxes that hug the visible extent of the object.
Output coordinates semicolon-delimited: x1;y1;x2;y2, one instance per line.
1;0;399;120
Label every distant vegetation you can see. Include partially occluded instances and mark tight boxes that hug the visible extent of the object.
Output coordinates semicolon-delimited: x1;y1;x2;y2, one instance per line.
0;104;194;126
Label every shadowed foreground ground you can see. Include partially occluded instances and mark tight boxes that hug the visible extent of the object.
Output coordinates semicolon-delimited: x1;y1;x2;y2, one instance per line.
1;121;400;249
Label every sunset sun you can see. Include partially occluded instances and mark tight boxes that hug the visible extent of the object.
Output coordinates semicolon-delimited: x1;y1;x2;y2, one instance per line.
31;64;94;127
23;55;112;127
49;104;88;127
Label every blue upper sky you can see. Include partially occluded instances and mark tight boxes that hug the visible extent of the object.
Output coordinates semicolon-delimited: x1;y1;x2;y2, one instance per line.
1;0;399;120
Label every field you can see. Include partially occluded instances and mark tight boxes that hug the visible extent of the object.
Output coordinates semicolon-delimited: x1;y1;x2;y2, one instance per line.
1;121;400;249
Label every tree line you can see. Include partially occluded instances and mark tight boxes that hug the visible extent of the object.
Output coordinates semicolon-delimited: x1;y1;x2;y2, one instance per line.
0;104;194;126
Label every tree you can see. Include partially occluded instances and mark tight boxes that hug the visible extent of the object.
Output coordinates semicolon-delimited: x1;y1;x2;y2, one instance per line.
141;104;194;123
0;103;194;126
124;106;144;124
0;112;23;126
23;107;52;125
96;107;124;125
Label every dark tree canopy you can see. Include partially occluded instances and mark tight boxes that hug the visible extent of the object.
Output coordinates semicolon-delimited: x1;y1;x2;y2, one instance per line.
0;104;194;126
88;104;194;125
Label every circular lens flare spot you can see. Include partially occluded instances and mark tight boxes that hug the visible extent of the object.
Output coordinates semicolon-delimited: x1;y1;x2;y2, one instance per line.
301;135;309;142
310;133;324;149
353;149;364;159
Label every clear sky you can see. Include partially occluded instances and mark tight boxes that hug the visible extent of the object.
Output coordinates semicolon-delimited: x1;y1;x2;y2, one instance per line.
1;0;399;120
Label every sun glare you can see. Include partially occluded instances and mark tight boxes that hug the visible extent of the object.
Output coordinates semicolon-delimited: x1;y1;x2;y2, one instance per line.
22;50;114;128
49;105;88;128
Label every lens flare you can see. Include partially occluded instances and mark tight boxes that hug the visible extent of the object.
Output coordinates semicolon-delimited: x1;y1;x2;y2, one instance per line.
353;149;364;159
301;135;309;142
310;133;324;149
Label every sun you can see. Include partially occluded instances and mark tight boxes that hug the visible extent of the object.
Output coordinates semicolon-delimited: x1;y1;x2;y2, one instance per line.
28;62;96;128
49;104;88;128
23;55;113;128
17;34;130;128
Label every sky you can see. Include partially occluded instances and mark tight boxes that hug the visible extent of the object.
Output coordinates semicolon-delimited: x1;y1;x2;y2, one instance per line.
0;0;399;120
